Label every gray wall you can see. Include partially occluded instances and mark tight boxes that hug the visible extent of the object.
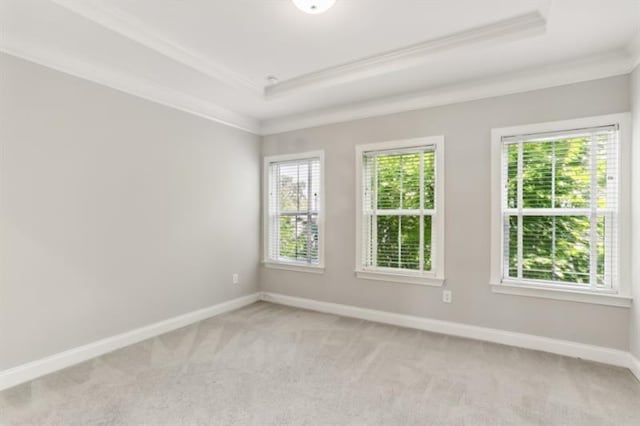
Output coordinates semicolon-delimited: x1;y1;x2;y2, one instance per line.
261;75;632;350
631;66;640;360
0;53;261;369
0;51;635;371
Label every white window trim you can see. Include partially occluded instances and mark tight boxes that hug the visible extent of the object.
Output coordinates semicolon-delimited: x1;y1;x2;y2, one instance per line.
355;136;445;287
263;150;325;273
490;113;632;307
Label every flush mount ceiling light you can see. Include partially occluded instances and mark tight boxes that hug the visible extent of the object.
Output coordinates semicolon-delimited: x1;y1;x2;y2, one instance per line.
292;0;336;14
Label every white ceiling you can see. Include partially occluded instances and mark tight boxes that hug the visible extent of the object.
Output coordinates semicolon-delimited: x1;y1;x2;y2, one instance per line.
1;0;639;134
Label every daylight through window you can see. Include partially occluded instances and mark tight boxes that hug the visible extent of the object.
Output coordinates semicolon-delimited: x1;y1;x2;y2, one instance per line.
361;146;436;273
501;125;619;289
266;155;322;266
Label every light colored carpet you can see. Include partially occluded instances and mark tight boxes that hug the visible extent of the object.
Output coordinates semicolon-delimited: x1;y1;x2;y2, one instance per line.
1;301;639;425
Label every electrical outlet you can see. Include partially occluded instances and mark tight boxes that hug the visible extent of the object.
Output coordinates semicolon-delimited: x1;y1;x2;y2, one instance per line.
232;273;239;284
442;290;452;304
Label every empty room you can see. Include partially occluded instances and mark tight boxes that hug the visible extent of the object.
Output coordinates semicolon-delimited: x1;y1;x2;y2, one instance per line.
1;0;640;424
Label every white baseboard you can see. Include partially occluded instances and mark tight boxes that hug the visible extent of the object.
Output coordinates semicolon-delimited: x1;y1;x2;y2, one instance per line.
260;292;637;376
3;291;636;391
0;292;260;391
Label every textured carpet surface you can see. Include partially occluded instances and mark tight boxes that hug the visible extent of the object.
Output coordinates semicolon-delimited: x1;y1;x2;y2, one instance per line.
1;301;639;425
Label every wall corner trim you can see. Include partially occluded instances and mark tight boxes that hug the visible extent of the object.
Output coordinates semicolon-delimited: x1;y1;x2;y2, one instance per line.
259;292;638;380
0;292;261;391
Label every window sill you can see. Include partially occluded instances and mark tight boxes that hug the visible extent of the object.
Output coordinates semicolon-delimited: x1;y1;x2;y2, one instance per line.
490;281;632;307
263;261;325;274
355;269;445;287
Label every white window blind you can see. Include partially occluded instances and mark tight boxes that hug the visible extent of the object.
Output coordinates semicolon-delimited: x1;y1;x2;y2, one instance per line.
266;156;321;265
361;146;436;272
501;125;619;290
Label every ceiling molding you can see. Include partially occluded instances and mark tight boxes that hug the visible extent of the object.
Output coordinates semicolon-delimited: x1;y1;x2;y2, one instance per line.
0;37;261;135
264;11;547;99
49;0;263;96
3;35;633;139
260;49;634;135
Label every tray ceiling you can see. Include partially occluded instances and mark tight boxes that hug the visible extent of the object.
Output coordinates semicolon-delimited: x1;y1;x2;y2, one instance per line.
1;0;638;134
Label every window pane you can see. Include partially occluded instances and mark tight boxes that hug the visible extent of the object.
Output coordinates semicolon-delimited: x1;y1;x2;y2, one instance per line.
376;155;402;209
363;157;376;211
521;216;553;281
423;215;432;271
278;214;318;263
376;152;426;210
294;215;307;262
376;215;421;269
517;215;592;285
376;215;399;268
278;215;298;260
277;163;307;212
400;215;420;270
424;151;435;209
297;162;309;212
522;141;553;208
553;216;591;284
401;154;421;209
553;137;590;209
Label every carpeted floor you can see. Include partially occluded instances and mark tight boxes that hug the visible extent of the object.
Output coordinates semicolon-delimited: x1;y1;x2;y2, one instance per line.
1;301;639;425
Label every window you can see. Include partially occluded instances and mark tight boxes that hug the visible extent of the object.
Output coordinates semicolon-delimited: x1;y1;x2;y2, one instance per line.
491;114;631;307
263;151;324;272
355;137;445;286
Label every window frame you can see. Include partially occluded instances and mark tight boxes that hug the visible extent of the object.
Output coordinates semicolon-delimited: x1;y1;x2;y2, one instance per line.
263;150;325;273
490;114;632;307
355;136;445;287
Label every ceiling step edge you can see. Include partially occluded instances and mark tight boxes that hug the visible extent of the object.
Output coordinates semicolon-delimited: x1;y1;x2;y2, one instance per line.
264;11;547;99
0;37;261;135
260;49;634;135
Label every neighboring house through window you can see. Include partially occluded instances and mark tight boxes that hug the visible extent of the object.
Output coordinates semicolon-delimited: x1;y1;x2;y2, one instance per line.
263;151;324;273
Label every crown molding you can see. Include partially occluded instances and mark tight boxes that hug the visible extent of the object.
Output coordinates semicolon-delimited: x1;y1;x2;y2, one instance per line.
50;0;262;96
260;49;634;135
49;3;548;102
3;37;633;139
265;11;547;99
0;37;261;135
